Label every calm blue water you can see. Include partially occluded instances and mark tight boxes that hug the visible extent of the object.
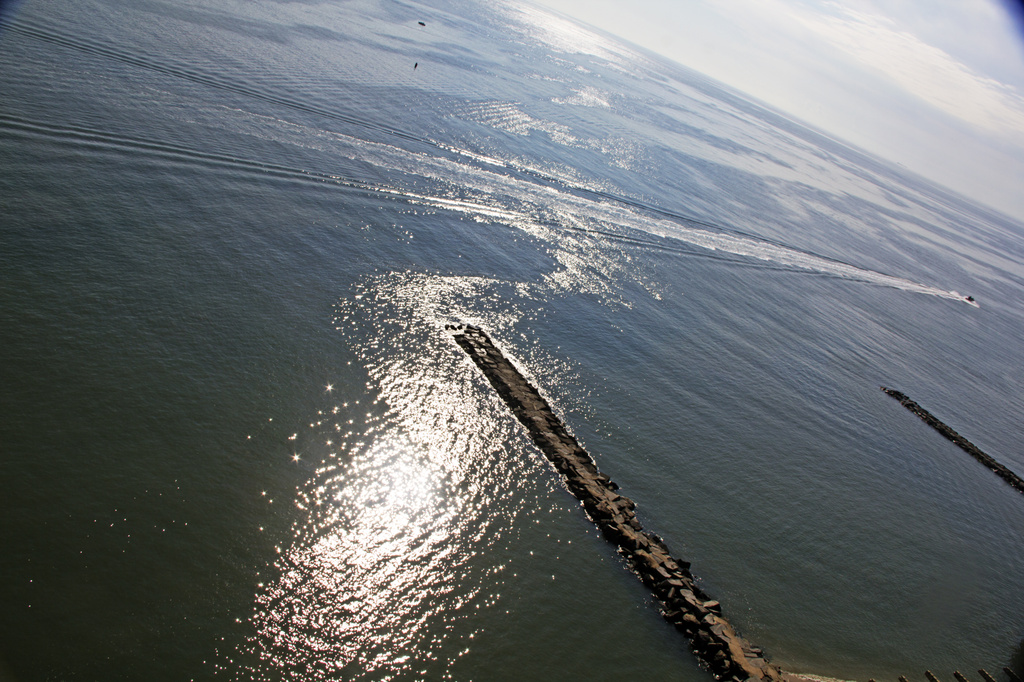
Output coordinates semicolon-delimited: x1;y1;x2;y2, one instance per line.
3;0;1024;680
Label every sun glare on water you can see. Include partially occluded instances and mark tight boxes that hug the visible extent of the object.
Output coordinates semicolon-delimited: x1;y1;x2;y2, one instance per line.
235;273;551;680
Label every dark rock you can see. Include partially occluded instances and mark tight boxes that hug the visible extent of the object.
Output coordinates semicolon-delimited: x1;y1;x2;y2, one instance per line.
680;613;700;630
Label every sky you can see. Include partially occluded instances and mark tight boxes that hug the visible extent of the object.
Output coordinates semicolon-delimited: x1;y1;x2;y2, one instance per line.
530;0;1024;223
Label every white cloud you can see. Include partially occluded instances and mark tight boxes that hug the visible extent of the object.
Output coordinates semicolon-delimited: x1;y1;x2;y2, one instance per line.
530;0;1024;219
827;0;1024;84
794;3;1024;137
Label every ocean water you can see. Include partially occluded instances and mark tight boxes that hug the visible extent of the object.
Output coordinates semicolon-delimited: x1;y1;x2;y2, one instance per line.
2;0;1024;680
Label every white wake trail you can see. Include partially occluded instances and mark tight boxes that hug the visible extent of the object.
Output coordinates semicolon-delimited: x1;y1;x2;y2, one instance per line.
233;110;975;305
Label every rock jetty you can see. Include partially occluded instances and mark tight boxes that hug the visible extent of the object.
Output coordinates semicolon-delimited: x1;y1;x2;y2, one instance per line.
881;388;1024;495
451;324;786;681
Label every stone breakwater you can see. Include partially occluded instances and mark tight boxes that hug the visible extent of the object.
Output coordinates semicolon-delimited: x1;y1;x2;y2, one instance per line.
881;388;1024;495
451;325;787;681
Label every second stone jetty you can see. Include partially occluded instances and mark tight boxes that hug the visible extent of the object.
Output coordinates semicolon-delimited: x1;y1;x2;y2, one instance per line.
882;387;1024;495
451;324;786;681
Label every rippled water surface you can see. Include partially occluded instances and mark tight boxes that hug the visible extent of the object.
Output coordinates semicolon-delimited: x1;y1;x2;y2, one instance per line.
3;0;1024;679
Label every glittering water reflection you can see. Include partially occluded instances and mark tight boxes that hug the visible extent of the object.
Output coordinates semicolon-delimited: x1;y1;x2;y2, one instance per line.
237;273;560;680
247;433;466;679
